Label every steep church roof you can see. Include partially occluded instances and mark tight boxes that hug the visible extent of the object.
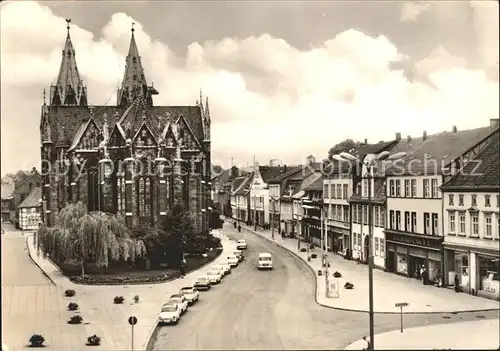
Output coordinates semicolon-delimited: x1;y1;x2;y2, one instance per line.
50;19;87;106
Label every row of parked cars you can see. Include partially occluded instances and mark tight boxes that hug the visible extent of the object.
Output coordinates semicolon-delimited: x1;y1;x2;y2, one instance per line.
158;239;248;325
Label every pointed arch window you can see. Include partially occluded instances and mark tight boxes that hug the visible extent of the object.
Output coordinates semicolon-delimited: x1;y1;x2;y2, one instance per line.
138;176;152;217
117;177;126;214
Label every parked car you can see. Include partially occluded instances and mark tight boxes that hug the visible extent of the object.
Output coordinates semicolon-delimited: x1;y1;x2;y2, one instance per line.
226;255;239;267
205;270;222;284
168;295;189;313
236;239;247;250
179;286;200;305
193;276;211;291
219;262;232;274
233;250;245;262
158;303;181;325
258;252;273;270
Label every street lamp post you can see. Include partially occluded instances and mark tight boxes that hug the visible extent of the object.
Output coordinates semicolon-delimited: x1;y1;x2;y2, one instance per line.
335;150;407;351
253;195;257;231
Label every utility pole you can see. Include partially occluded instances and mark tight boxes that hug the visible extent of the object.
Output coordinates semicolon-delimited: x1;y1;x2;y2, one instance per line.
271;197;275;238
320;207;324;265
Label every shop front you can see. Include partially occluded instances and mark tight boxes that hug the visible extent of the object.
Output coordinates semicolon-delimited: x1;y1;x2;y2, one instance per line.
327;221;349;255
385;231;443;283
443;243;499;300
302;217;322;245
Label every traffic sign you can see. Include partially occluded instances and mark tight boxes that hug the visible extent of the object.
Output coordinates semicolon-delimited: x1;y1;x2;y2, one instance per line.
395;302;408;308
128;316;138;326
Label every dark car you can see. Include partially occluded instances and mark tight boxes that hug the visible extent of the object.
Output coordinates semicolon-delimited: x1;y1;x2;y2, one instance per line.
193;276;211;291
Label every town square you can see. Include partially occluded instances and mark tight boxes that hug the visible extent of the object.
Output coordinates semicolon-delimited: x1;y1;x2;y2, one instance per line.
1;1;499;350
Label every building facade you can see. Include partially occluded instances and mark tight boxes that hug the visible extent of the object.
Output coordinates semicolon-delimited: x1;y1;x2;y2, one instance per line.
441;130;499;300
40;23;211;231
383;125;497;282
18;187;42;231
302;176;324;245
324;173;352;255
230;175;252;222
13;171;41;226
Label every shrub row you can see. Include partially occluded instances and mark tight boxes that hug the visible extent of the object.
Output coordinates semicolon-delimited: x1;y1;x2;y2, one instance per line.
69;271;179;285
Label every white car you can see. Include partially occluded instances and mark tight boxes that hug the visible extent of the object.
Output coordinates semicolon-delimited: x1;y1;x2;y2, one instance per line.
168;295;189;313
214;263;230;275
258;252;273;269
236;239;247;250
158;303;181;325
226;255;239;267
205;270;222;284
179;286;200;305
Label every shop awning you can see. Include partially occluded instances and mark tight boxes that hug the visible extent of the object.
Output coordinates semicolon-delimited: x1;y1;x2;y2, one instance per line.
302;205;315;209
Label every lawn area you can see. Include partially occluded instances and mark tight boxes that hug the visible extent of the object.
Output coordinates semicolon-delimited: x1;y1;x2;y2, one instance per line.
58;248;223;285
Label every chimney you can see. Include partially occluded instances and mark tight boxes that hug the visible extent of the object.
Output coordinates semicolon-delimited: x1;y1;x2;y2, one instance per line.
407;135;411;143
284;165;287;172
364;138;368;144
423;130;427;140
395;132;401;141
452;125;457;133
490;118;499;129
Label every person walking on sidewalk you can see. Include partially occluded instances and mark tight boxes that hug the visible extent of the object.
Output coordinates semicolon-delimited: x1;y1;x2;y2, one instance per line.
237;224;241;233
362;336;371;350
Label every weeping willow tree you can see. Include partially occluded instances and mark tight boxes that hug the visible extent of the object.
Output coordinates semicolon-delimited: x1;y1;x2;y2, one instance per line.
37;201;146;277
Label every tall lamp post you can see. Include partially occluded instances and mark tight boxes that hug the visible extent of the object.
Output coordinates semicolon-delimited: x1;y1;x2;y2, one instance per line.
271;197;276;239
333;150;406;351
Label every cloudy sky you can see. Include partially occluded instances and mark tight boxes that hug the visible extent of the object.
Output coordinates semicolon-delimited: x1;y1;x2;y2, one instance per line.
1;0;498;175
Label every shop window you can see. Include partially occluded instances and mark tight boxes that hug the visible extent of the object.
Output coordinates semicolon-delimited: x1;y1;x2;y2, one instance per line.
485;214;492;237
397;253;407;275
479;256;499;296
485;195;491;207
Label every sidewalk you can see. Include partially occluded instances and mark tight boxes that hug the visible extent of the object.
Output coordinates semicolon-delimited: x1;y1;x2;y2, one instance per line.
232;221;499;313
26;230;236;350
344;319;500;350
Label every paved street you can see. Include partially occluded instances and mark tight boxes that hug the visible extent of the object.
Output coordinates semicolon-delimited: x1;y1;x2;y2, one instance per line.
150;223;499;350
241;222;500;314
345;319;500;350
1;225;87;351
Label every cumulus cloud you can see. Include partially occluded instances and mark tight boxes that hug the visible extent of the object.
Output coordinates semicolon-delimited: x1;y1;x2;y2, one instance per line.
0;0;498;174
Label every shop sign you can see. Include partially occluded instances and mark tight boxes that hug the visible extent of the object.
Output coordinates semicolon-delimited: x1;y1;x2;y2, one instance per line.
386;232;442;249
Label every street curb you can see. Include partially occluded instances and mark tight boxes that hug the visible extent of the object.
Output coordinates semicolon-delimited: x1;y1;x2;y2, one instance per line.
144;237;231;351
25;235;57;286
231;221;500;315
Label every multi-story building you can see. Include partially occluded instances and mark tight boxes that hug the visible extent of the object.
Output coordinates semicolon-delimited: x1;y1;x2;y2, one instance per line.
13;170;41;227
441;129;499;300
384;124;497;282
230;174;252;222
211;166;246;217
337;140;397;264
18;187;42;231
248;165;284;227
302;176;324;245
40;22;211;231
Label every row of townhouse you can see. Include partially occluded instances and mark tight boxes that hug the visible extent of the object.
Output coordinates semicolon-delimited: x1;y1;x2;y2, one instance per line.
321;120;499;300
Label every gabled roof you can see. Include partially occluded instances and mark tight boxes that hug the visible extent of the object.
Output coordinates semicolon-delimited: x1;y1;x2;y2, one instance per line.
69;117;101;151
386;126;496;176
19;187;42;208
232;175;252;195
267;165;304;184
258;166;287;183
441;131;499;190
303;175;324;191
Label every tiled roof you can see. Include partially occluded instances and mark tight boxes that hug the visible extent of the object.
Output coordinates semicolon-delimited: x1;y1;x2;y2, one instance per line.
258;166;286;183
19;187;42;208
267;165;303;184
385;126;496;176
441;131;499;190
231;175;252;195
303;176;324;191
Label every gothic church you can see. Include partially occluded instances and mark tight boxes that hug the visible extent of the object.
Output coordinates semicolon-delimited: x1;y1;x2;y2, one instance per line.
40;21;211;232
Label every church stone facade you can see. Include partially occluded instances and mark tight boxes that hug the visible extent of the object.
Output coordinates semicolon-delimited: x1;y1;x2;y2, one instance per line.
40;22;211;232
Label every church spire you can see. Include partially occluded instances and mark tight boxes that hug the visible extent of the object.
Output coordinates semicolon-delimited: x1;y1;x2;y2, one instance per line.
117;22;158;108
50;19;87;106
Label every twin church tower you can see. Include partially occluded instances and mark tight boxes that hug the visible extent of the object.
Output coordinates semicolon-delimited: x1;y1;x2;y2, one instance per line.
40;20;211;232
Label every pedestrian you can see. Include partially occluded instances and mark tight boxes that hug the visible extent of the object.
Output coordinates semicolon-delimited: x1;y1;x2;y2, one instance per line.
356;252;361;265
237;225;241;233
180;262;185;278
454;274;460;293
234;221;237;228
362;336;371;350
